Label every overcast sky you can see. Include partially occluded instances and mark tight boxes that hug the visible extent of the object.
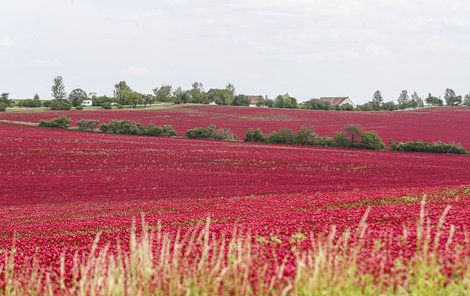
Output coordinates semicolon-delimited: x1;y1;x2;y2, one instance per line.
1;0;469;103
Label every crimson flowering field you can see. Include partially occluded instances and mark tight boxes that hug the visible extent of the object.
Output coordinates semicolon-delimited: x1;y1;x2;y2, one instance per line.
0;108;470;293
1;105;470;148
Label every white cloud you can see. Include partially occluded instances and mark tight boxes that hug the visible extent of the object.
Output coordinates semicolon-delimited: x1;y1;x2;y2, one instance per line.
28;57;61;68
0;35;15;46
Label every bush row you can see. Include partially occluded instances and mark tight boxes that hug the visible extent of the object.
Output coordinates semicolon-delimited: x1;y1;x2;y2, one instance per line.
35;117;468;154
185;124;238;141
245;125;386;151
100;120;177;137
38;117;71;129
390;140;468;155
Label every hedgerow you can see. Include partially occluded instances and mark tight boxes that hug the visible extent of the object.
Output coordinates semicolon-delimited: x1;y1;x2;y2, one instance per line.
390;140;468;155
38;117;71;129
185;124;238;141
100;120;177;137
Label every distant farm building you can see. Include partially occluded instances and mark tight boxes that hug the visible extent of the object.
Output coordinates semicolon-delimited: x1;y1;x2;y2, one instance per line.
319;97;354;107
81;100;93;107
247;95;264;107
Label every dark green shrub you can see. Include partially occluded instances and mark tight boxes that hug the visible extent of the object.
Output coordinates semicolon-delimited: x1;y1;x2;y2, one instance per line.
265;128;297;144
77;120;100;131
0;104;6;112
75;105;84;110
359;131;386;150
50;99;72;110
333;132;352;147
101;102;112;110
390;140;468;155
185;124;237;141
38;117;71;129
244;129;265;142
18;99;42;108
100;120;177;137
117;104;123;109
315;136;334;147
295;127;318;145
42;100;52;107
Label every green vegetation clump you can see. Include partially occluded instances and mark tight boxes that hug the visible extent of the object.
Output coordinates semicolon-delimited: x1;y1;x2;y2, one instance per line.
38;117;71;129
18;99;42;108
185;124;238;141
77;120;100;131
243;128;265;143
100;120;176;137
75;105;84;110
0;104;6;112
49;99;72;110
390;140;468;155
101;102;112;110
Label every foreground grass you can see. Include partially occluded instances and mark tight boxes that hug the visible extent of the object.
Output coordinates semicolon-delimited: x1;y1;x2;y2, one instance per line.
1;200;469;295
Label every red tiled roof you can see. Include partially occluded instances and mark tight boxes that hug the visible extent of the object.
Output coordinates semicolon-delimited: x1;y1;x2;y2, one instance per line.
319;97;350;106
246;95;264;105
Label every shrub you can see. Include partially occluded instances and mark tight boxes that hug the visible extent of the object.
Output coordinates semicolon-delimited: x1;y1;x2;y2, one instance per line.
185;124;238;141
295;127;318;145
18;99;42;108
77;120;100;131
359;131;386;150
42;100;52;107
101;102;112;110
100;120;177;137
244;129;265;143
390;140;468;155
265;128;297;144
0;104;6;112
316;136;335;147
50;99;72;110
75;105;84;110
333;132;352;147
38;117;71;129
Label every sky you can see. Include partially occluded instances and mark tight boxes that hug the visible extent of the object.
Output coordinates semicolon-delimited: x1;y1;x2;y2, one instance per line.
1;0;469;104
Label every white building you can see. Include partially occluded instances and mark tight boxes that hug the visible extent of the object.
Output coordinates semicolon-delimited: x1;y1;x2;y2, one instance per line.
81;100;93;107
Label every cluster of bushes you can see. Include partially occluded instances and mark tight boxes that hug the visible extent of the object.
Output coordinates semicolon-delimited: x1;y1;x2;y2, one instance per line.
244;125;386;151
390;140;468;155
46;99;73;110
17;99;42;108
100;120;177;137
38;117;71;129
77;120;100;131
185;124;238;141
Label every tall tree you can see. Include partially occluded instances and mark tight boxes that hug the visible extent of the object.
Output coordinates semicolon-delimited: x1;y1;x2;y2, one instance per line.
51;76;67;100
68;88;88;107
464;92;470;106
371;90;383;111
274;93;297;109
397;90;410;109
411;92;423;108
444;88;462;106
190;82;208;104
33;93;40;100
153;84;173;102
425;93;443;106
113;81;133;105
0;93;12;107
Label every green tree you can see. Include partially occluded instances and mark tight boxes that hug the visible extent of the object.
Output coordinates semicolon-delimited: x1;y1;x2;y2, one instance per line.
207;88;233;105
397;90;410;109
256;98;274;108
128;92;144;108
464;92;470;106
382;101;397;111
173;87;191;104
302;98;332;110
68;88;88;107
411;92;424;108
444;88;462;106
274;93;297;109
51;76;67;100
153;85;173;102
142;94;155;107
33;93;40;100
114;81;133;105
232;95;250;106
190;82;208;104
0;93;12;106
371;91;383;111
425;93;443;106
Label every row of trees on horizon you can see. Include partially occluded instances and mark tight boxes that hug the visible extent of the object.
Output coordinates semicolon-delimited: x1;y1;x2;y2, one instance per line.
1;76;470;111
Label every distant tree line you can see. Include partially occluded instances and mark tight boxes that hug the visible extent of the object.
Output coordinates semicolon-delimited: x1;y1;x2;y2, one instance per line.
2;76;470;112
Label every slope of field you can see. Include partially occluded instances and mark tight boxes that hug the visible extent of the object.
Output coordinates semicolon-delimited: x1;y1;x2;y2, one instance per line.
1;105;470;148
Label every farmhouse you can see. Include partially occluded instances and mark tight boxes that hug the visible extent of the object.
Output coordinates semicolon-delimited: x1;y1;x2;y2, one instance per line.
247;95;264;107
319;97;354;107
